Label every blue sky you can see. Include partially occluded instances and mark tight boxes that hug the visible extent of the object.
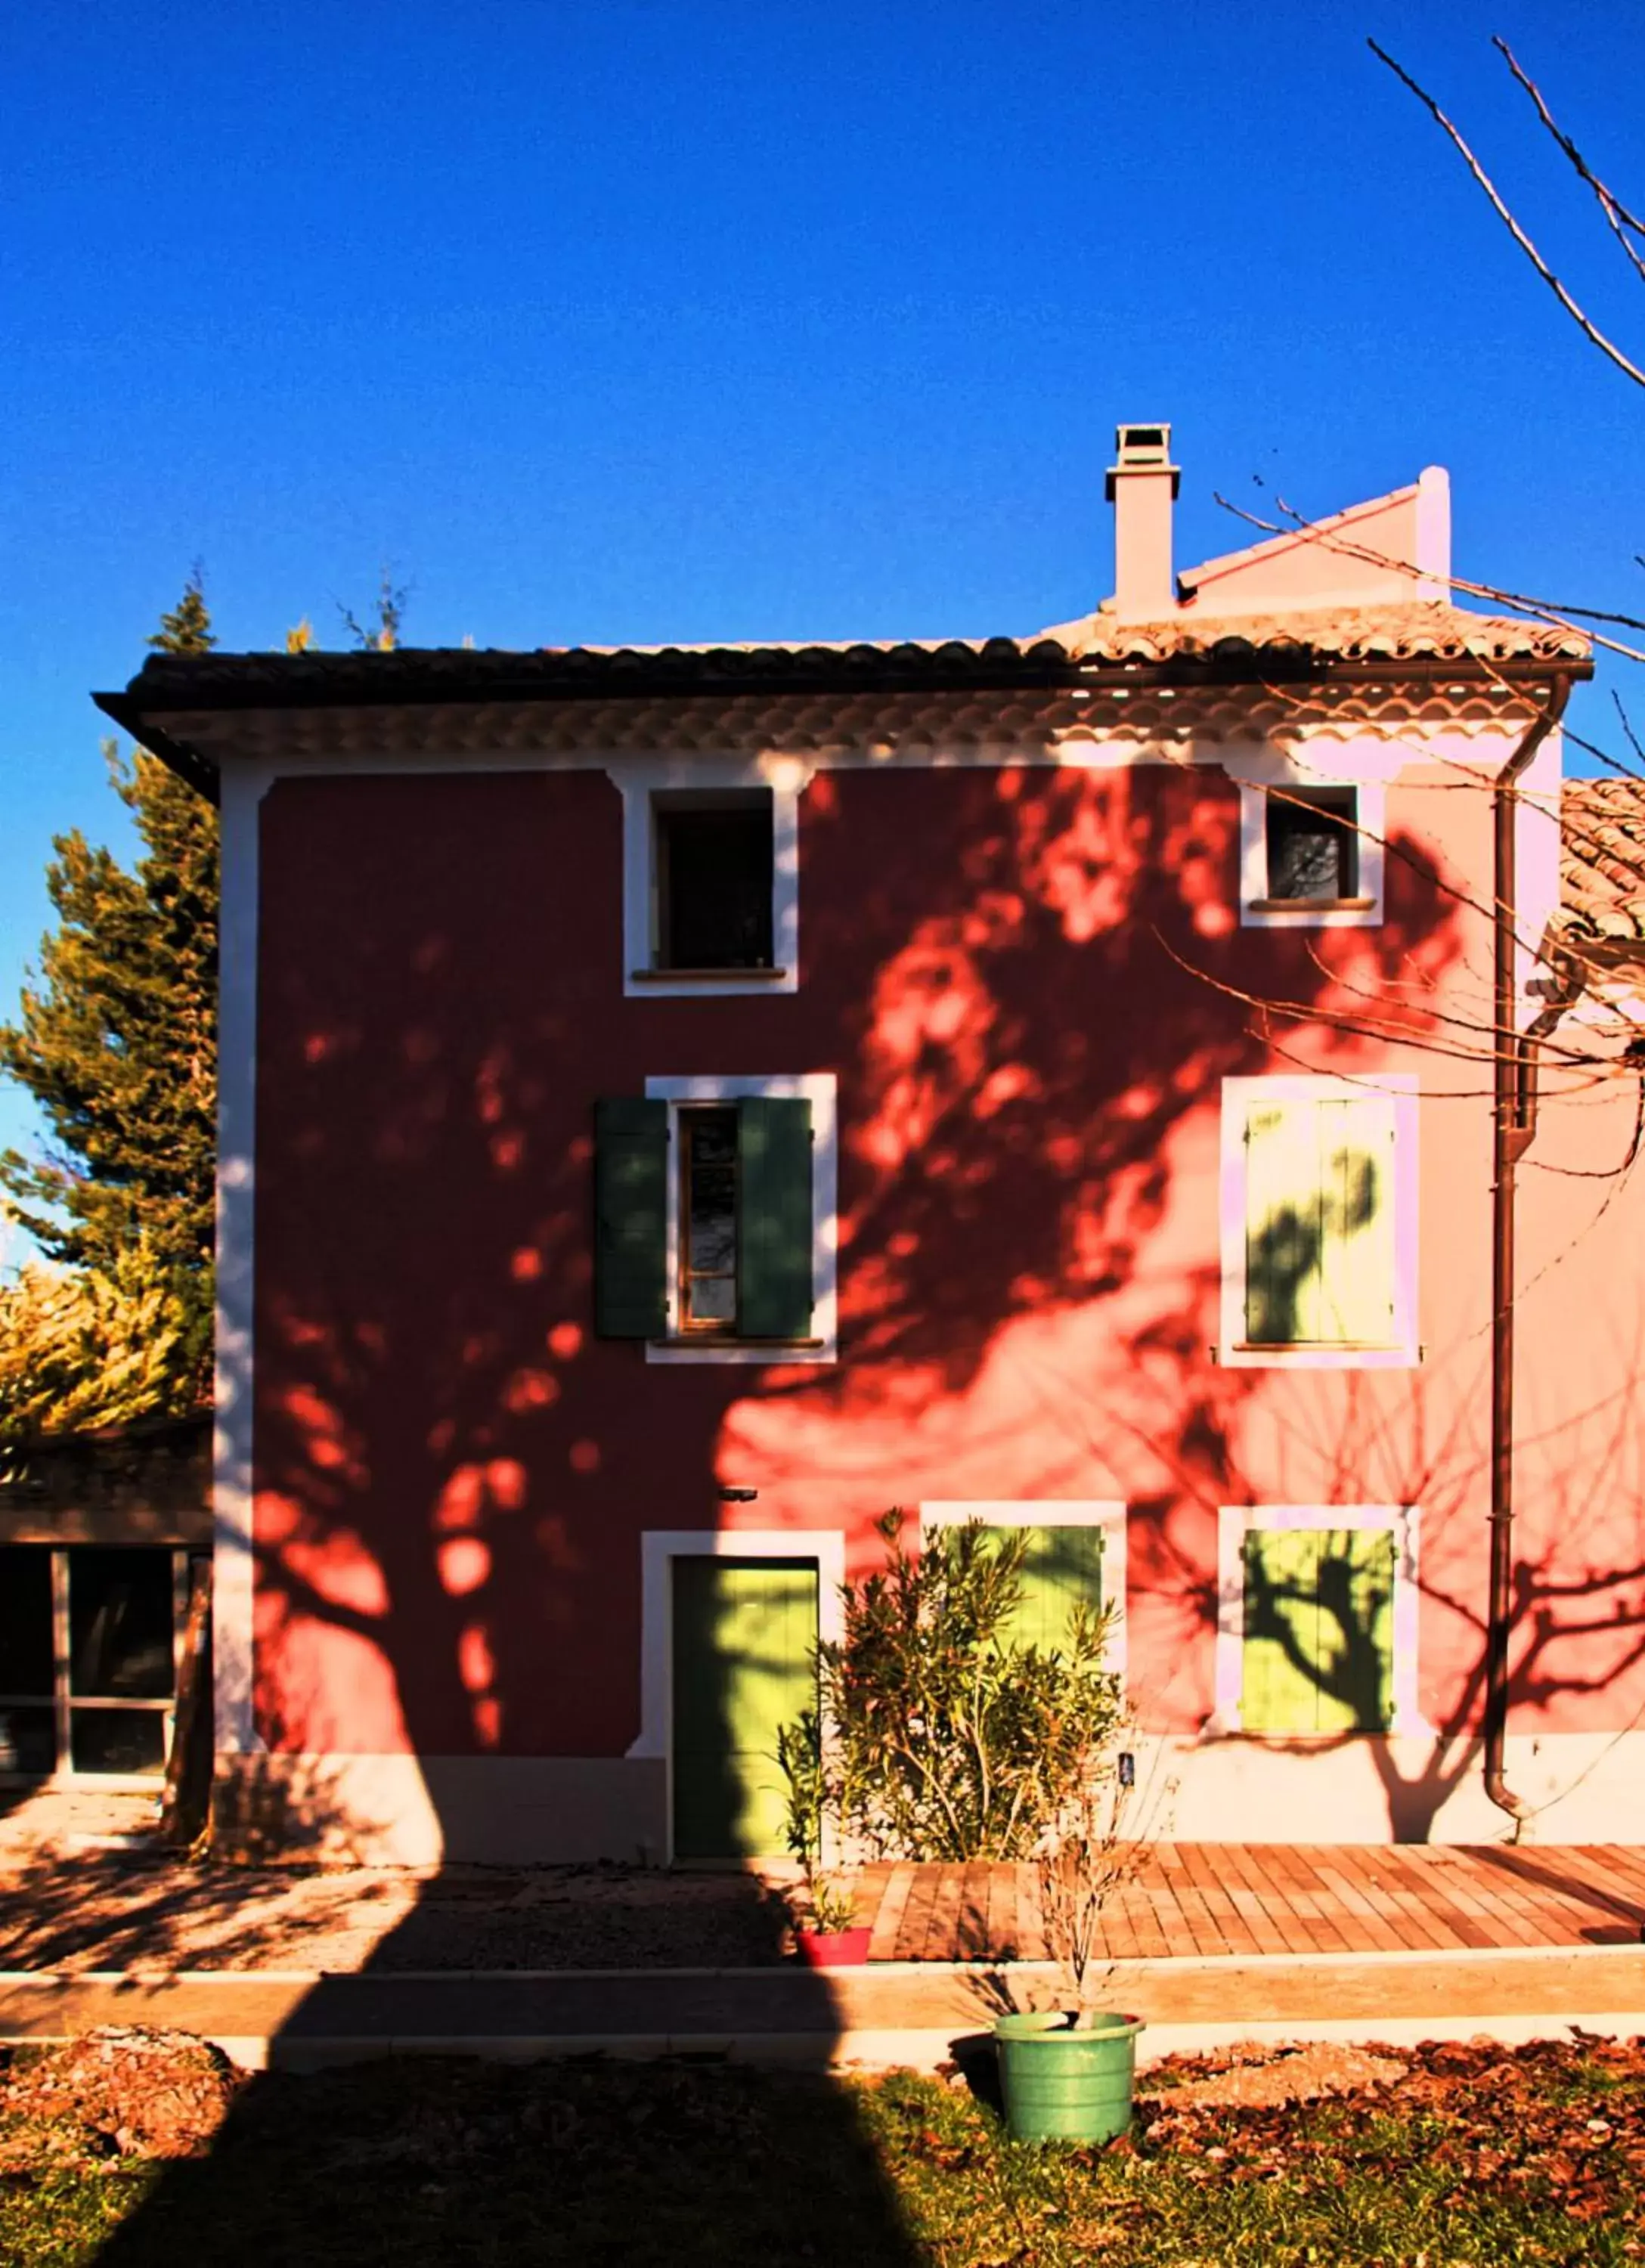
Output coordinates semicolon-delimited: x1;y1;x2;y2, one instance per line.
3;1;1642;1228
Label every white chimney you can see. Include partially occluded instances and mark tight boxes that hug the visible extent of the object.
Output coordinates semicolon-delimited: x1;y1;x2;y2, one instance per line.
1106;421;1179;620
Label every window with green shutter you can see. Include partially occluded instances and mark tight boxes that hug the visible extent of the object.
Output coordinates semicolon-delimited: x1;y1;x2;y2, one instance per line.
985;1526;1104;1656
1241;1526;1395;1734
1243;1093;1398;1347
596;1092;816;1343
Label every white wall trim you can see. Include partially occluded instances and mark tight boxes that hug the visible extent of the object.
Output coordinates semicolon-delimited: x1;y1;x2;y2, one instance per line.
1213;1502;1428;1739
606;754;810;997
919;1501;1128;1687
627;1526;846;1864
214;763;274;1755
643;1070;838;1364
1219;1070;1420;1370
1234;773;1386;930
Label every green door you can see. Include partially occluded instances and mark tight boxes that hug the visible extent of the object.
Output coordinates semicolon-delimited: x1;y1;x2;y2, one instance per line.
671;1557;819;1861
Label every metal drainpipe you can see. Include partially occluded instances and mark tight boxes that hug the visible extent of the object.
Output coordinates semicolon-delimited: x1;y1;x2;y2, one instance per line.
1485;677;1573;1835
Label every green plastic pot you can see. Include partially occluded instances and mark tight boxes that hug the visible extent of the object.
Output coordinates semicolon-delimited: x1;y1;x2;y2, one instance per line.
993;2009;1145;2145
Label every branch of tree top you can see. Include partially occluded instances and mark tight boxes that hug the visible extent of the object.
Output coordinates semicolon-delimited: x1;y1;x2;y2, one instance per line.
1368;39;1645;392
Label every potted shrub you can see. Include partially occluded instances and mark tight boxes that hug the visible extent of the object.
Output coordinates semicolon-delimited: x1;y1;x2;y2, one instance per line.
993;1767;1145;2145
776;1708;869;1966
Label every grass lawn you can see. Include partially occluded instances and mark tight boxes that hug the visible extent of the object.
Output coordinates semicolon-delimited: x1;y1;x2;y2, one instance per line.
2;2034;1642;2265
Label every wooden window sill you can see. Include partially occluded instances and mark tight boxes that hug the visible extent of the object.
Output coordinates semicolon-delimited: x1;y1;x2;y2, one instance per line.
1247;897;1376;914
650;1336;825;1349
1232;1340;1403;1355
630;966;789;983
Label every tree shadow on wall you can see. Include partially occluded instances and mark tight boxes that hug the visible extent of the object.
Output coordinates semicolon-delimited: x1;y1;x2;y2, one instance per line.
87;758;1466;2257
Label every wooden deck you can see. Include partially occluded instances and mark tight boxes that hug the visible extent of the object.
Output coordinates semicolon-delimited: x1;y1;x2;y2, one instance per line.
854;1845;1645;1962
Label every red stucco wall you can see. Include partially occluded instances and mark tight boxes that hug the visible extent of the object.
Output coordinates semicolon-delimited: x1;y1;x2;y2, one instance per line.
249;756;1645;1789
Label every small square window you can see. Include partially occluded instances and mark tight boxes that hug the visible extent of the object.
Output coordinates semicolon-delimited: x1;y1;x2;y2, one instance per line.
1265;787;1358;903
655;794;774;972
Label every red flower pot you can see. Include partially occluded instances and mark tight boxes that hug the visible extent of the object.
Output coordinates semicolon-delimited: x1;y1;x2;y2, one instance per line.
795;1925;872;1968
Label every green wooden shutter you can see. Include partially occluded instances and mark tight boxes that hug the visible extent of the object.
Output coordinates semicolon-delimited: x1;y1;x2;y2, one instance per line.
1315;1528;1395;1732
736;1095;813;1339
1243;1526;1395;1733
1244;1102;1321;1345
1244;1096;1398;1346
594;1098;668;1337
998;1526;1103;1654
1315;1097;1397;1346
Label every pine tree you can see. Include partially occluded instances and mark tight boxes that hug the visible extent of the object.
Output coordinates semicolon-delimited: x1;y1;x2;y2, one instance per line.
0;577;220;1414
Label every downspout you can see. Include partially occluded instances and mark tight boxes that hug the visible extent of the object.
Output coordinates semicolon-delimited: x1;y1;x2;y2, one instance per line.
1485;676;1573;1836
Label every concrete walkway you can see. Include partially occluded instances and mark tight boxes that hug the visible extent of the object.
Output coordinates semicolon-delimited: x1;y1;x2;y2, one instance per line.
5;1944;1645;2074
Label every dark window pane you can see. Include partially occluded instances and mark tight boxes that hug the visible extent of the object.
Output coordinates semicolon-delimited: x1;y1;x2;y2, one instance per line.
1266;791;1356;901
70;1708;166;1777
0;1706;58;1776
683;1108;739;1329
69;1551;175;1699
658;801;774;969
0;1548;54;1696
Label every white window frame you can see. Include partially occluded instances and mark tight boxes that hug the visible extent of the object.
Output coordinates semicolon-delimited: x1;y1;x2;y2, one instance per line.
1237;776;1386;929
1219;1071;1420;1370
627;1526;847;1865
608;756;808;998
920;1501;1127;1685
0;1545;191;1786
1211;1503;1428;1738
643;1071;838;1364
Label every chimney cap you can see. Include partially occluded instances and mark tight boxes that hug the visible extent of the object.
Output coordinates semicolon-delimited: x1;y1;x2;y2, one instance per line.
1107;420;1179;501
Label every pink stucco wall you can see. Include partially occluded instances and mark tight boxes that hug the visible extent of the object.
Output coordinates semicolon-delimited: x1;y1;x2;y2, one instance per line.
244;749;1645;1825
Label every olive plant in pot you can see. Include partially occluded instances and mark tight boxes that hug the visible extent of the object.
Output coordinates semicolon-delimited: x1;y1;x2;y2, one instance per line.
775;1707;870;1966
995;1762;1148;2145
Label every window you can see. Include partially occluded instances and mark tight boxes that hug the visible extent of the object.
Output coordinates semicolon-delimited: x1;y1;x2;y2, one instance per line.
595;1074;838;1362
1219;1075;1418;1368
1265;787;1358;903
919;1503;1127;1682
654;795;774;973
1213;1506;1425;1738
608;760;805;998
1237;776;1384;929
0;1546;187;1780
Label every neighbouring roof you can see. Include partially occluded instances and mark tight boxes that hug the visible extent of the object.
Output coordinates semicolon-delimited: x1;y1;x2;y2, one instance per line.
1033;600;1588;667
1558;778;1645;952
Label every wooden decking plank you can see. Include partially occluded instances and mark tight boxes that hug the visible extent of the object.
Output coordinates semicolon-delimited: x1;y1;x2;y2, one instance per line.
1197;1847;1292;1956
1157;1842;1234;1950
894;1862;943;1961
1287;1848;1386;1956
1350;1848;1462;1952
1147;1846;1212;1955
921;1864;968;1961
1414;1853;1551;1950
1013;1862;1048;1963
1254;1844;1357;1954
1306;1855;1408;1954
1176;1844;1259;1956
956;1862;993;1962
866;1864;915;1962
1472;1846;1645;1938
1216;1844;1320;1955
1378;1846;1497;1950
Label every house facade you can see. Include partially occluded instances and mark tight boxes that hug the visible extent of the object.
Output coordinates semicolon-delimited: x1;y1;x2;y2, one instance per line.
101;423;1645;1864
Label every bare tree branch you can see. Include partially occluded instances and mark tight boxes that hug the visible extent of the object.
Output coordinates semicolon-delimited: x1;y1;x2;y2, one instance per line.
1495;36;1645;286
1368;38;1645;390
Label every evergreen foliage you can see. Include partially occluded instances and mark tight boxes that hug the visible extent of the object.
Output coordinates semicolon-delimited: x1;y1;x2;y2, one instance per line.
0;1252;193;1461
0;576;220;1423
784;1511;1123;1862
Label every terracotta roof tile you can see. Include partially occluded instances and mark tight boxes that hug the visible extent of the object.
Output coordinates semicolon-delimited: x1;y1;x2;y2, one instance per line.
1557;778;1645;950
113;603;1586;714
1037;600;1590;666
